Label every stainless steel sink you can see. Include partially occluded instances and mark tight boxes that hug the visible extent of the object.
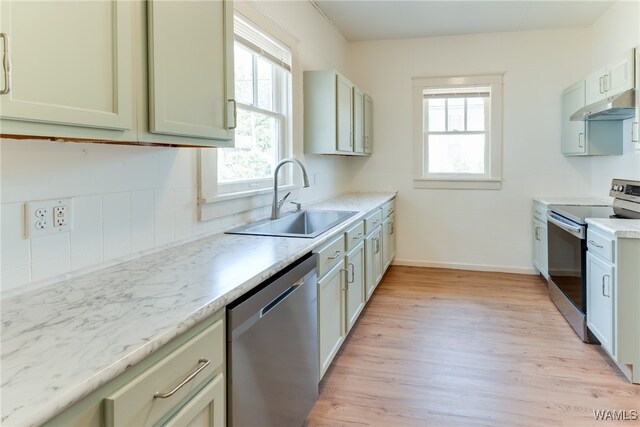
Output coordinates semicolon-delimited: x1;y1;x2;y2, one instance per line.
226;209;358;238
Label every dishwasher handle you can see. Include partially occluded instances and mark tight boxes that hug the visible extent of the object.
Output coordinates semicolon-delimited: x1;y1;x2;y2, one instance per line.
260;278;304;318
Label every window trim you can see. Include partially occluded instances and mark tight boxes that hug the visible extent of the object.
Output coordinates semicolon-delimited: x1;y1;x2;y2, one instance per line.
198;3;299;222
412;74;503;190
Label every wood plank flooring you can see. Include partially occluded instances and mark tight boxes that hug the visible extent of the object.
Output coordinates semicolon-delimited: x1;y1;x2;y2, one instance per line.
305;266;640;427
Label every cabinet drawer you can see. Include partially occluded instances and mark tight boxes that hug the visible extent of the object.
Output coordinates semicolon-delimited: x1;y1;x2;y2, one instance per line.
364;209;383;234
317;233;346;278
104;319;224;427
532;203;547;222
345;221;365;251
587;230;615;263
381;199;395;218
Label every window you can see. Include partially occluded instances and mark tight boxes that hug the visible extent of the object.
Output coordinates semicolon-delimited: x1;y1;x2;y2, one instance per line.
413;75;503;189
217;15;292;194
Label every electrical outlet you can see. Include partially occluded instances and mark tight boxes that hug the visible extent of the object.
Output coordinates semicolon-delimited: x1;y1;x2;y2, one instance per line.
24;198;73;238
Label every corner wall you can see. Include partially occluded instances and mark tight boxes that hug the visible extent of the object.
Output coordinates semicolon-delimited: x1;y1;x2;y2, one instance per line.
346;28;594;273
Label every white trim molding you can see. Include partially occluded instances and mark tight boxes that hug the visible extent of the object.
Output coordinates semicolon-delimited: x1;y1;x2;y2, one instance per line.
392;259;538;276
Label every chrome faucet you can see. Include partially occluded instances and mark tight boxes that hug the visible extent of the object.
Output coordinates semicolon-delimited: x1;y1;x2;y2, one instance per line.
271;158;310;219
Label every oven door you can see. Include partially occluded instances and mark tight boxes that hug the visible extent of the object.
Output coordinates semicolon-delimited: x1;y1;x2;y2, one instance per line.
546;212;587;312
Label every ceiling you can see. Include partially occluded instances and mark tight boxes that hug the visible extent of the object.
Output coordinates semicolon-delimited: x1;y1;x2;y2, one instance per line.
312;1;614;41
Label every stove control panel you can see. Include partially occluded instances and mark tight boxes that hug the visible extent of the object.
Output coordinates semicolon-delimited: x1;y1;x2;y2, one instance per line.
610;179;640;203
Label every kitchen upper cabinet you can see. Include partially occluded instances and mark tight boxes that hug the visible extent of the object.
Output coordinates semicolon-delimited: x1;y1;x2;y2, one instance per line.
304;69;372;156
0;0;132;130
364;94;373;154
147;0;234;142
561;81;586;155
561;79;623;157
587;252;615;356
585;49;635;105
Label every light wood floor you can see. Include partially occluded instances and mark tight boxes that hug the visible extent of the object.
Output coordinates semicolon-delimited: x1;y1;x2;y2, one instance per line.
306;266;640;427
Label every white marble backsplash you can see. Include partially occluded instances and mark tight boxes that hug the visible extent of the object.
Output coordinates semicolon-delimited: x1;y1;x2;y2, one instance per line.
0;192;396;427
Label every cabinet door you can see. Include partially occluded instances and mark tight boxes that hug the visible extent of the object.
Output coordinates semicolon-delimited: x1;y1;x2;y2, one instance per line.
364;94;373;154
345;242;365;333
163;374;224;427
336;74;353;152
585;67;607;105
540;222;548;279
561;81;586;155
318;260;345;378
606;50;635;98
532;218;541;271
353;87;365;153
587;252;615;356
382;213;396;272
365;227;383;301
147;0;234;141
0;0;132;130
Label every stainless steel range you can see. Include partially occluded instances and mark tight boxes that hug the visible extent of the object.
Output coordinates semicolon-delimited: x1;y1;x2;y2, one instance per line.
547;179;640;342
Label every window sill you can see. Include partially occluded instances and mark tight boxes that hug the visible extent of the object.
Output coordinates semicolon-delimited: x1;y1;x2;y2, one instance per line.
199;184;297;221
413;177;502;190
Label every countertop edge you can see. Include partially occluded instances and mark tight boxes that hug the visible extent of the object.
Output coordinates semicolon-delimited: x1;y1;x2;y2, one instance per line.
585;218;640;238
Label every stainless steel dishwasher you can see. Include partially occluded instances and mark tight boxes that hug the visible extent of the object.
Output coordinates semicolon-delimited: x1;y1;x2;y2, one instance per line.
227;254;318;427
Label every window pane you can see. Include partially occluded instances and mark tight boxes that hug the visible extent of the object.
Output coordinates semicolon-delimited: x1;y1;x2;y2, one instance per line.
218;109;278;183
234;43;253;105
467;97;485;131
256;56;273;111
427;134;485;174
427;98;445;132
447;98;465;131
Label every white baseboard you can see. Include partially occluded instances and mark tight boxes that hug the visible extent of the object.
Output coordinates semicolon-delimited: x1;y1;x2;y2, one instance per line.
392;258;539;276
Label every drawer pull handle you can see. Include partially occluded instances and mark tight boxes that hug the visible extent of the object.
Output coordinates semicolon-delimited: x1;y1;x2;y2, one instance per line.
352;232;363;239
154;358;211;399
0;33;11;95
588;240;603;249
327;250;342;260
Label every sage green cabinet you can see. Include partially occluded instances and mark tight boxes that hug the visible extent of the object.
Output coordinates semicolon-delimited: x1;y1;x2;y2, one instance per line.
365;225;383;301
43;312;225;427
318;259;346;378
304;69;372;156
0;0;133;131
345;241;366;332
382;212;396;271
146;0;235;142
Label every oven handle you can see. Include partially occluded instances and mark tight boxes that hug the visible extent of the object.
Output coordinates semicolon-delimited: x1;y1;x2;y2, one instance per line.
547;212;585;239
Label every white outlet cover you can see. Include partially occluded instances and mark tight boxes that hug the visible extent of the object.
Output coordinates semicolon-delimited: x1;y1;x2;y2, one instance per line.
24;198;73;238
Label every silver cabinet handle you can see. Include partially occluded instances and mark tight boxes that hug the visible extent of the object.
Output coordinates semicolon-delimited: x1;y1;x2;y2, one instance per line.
632;122;638;143
374;237;380;254
534;226;540;241
352;232;363;240
390;222;394;235
588;239;603;248
154;358;210;399
599;76;604;94
228;99;237;129
350;132;355;148
348;262;355;283
327;250;342;260
603;74;609;92
0;33;11;95
340;267;349;290
601;275;610;297
578;132;584;148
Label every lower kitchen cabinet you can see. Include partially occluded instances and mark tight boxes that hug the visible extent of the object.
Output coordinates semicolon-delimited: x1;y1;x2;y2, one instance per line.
531;201;549;278
382;212;396;271
365;225;383;301
317;259;346;378
42;311;225;427
345;241;366;332
586;252;615;355
585;225;640;384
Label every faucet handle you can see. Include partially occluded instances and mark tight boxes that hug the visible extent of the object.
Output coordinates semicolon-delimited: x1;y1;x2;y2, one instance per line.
277;192;291;207
289;201;302;211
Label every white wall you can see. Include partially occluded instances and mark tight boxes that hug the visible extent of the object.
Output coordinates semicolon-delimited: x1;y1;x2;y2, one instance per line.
346;28;594;273
589;0;640;196
0;0;351;294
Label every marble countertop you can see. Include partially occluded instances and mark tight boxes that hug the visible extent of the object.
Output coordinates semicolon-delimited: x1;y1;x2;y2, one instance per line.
0;192;396;427
585;218;640;238
533;196;611;207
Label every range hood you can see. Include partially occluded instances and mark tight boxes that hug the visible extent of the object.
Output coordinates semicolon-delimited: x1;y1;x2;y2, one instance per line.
570;88;637;121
